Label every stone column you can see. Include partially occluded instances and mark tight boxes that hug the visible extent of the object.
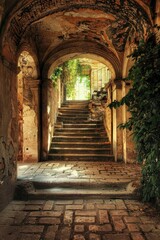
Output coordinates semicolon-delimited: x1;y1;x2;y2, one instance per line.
112;79;123;162
41;79;53;160
23;78;40;162
122;81;136;163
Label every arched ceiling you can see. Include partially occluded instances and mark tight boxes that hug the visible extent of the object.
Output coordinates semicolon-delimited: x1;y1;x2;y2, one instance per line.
1;0;153;77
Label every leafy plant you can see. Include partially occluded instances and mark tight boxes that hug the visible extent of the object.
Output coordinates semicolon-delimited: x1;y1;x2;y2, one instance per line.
51;67;63;87
63;59;90;99
109;31;160;201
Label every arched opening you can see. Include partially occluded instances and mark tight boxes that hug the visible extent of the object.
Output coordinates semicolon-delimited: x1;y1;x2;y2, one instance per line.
50;57;112;101
17;51;39;162
41;50;116;160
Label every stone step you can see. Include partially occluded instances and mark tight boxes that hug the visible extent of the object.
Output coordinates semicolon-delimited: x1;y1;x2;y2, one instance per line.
49;147;112;154
56;119;103;124
57;116;89;121
58;109;89;113
52;136;109;142
51;142;111;148
24;177;137;200
54;131;107;136
58;113;89;117
55;127;105;132
47;153;114;161
63;123;103;128
27;188;138;200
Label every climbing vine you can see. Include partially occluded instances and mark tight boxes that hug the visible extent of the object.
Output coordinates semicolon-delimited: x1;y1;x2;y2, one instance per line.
109;30;160;202
63;59;90;99
51;66;63;87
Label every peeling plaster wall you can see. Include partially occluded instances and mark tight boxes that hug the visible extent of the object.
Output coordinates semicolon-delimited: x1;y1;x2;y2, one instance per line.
42;78;61;160
104;83;112;142
0;57;17;210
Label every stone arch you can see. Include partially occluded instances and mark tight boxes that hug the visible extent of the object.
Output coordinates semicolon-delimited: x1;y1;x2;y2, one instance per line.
43;40;121;80
17;50;40;162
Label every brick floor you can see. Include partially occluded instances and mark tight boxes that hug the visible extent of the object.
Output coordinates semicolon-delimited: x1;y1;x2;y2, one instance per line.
0;199;160;240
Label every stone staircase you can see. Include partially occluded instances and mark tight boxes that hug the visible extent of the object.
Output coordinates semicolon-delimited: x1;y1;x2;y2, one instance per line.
48;100;114;161
15;101;141;200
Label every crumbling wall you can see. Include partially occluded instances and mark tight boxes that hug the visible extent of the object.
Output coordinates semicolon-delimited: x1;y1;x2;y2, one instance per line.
0;57;17;210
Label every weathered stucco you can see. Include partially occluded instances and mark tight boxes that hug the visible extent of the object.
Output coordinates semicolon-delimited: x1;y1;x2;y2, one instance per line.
0;57;17;210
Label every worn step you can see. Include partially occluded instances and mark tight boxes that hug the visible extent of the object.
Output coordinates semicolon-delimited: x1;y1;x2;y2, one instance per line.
54;131;107;136
56;119;103;124
51;142;111;148
52;136;109;142
59;109;89;113
55;127;105;132
58;113;89;117
48;153;114;161
49;147;112;154
57;116;89;121
63;123;103;128
24;178;138;199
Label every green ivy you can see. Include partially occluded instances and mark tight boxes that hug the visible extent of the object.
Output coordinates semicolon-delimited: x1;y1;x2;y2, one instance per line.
109;31;160;202
63;59;90;99
51;67;63;87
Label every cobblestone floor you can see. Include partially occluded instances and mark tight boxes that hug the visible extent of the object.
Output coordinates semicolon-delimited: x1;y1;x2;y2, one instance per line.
0;199;160;240
1;161;159;240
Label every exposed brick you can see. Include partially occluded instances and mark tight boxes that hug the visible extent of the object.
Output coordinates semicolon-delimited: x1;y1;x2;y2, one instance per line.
29;211;62;217
110;210;129;216
44;225;58;240
54;205;64;211
73;234;85;240
55;200;73;205
59;226;71;240
74;225;84;232
113;219;126;232
124;217;141;223
98;210;109;224
145;233;160;240
89;233;101;240
75;211;97;216
131;233;146;240
25;217;37;224
43;201;54;210
127;224;140;232
20;225;44;233
19;234;41;240
139;224;156;232
66;205;83;210
24;205;43;211
86;203;95;210
102;234;131;240
87;200;104;204
140;216;155;224
39;217;60;225
89;224;112;232
64;211;73;225
75;216;95;223
96;204;109;209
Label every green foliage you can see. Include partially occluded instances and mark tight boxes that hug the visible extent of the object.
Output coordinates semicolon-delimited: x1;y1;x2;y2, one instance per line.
63;59;90;99
51;67;63;87
109;32;160;202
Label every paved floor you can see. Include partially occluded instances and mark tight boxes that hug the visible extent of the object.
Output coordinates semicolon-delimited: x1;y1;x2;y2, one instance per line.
0;199;160;240
17;161;141;184
0;161;160;240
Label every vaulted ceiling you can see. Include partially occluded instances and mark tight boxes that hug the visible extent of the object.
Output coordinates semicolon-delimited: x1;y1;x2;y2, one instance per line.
1;0;154;72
